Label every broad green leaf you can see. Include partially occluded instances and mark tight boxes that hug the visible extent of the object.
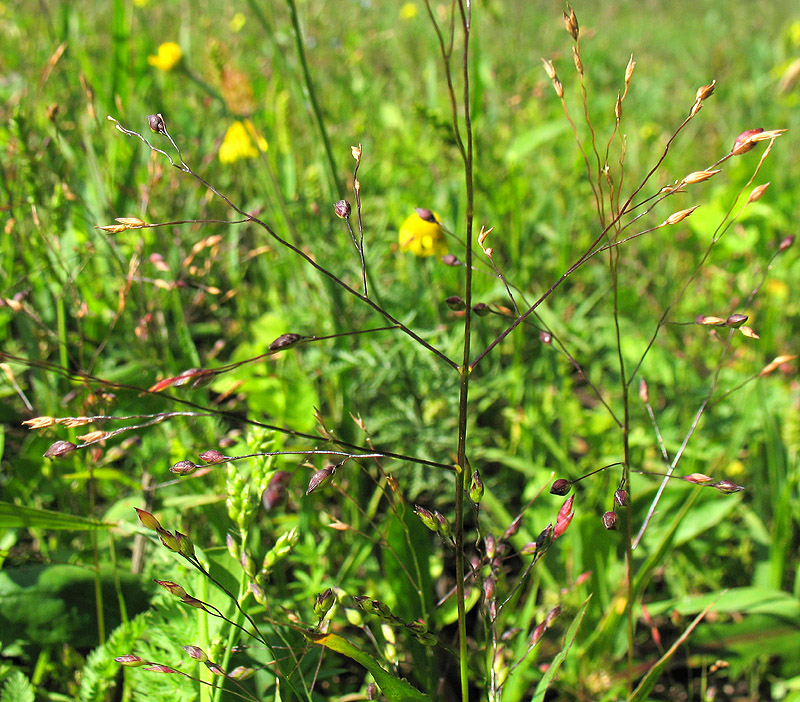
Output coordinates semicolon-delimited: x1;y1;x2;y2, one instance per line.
0;502;113;530
308;632;430;702
0;564;150;649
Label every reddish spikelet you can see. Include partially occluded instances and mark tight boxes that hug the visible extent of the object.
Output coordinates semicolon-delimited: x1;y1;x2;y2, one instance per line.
199;449;228;464
602;511;618;530
182;645;208;662
143;665;178;674
116;655;147;667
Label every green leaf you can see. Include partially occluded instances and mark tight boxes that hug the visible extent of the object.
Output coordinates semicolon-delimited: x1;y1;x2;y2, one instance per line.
0;670;35;702
0;502;113;530
532;595;591;702
308;632;430;702
0;565;150;649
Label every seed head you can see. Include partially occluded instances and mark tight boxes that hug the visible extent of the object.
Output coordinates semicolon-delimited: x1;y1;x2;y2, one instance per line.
545;605;561;628
23;416;57;429
747;183;770;203
135;507;162;531
472;303;490;316
614;489;629;507
484;533;497;561
269;333;304;351
228;666;255;681
503;513;523;539
550;478;572;496
182;645;208;662
713;479;745;494
663;206;699;226
695;80;716;102
446;296;466;311
143;665;178;674
602;511;618;530
175;530;195;558
414;505;438;532
116;655;147;667
572;46;583;75
563;7;579;40
334;199;351;218
684;473;714;484
154;580;188;598
170;460;198;476
725;313;748;328
44;440;77;459
624;55;636;86
306;466;335;494
199;449;228;464
778;235;794;252
541;58;557;81
469;469;485;503
314;587;336;617
147;113;166;134
557;495;575;523
157;528;180;552
435;510;453;540
731;128;763;155
535;523;554;553
682;169;721;185
639;377;649;403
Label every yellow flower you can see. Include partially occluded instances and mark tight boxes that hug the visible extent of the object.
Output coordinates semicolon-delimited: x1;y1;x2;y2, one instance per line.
219;120;268;164
229;12;246;32
399;208;447;257
147;42;182;72
400;2;418;20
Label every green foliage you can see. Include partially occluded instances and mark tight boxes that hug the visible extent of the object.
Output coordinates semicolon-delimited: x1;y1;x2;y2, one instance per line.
0;672;35;702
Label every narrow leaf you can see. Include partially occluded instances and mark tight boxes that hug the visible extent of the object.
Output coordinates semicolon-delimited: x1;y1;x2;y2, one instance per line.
0;502;113;530
308;632;430;702
532;595;591;702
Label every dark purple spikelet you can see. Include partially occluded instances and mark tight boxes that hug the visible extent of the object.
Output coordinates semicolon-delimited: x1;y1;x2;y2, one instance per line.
44;440;77;459
446;295;467;311
306;466;334;495
334;199;351;218
270;333;304;351
550;478;572;496
170;460;198;476
602;511;619;530
147;113;166;134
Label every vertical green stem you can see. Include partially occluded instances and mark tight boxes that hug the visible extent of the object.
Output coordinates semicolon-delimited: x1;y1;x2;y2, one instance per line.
454;3;474;701
285;0;340;199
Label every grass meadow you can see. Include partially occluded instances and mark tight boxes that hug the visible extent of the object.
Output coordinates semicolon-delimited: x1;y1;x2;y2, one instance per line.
1;1;799;701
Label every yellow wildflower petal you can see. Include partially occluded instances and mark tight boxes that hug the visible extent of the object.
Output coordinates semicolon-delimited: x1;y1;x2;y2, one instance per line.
229;12;246;33
244;120;268;152
219;121;258;164
399;209;447;257
147;42;182;72
400;2;418;20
